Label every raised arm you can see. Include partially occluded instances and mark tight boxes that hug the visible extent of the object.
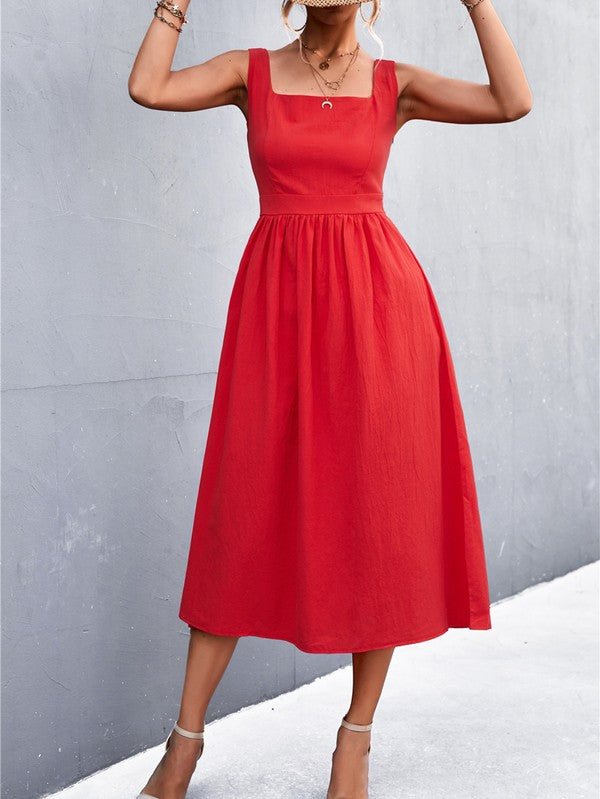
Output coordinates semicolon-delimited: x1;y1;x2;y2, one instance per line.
128;0;247;111
395;0;533;126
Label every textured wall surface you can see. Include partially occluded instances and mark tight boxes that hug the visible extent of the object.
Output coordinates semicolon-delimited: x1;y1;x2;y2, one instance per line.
1;1;598;797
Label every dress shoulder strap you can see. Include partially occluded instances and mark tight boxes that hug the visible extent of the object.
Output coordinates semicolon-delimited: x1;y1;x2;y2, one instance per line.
379;58;399;104
247;47;270;113
387;59;400;102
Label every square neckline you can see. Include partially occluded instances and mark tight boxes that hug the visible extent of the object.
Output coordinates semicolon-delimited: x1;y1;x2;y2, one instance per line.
262;47;381;101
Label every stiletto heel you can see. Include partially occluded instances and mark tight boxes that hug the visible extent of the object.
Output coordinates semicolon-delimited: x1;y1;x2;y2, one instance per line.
136;722;205;798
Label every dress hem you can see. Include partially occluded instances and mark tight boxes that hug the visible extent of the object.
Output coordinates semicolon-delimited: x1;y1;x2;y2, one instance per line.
177;611;492;655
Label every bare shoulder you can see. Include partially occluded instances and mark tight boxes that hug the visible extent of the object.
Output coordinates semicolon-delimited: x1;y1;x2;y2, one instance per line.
391;61;418;99
131;48;252;113
195;48;250;111
389;61;416;127
208;48;250;90
388;58;521;126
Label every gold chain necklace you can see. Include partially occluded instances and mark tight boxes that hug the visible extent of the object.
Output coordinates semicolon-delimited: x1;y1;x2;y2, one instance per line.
298;41;361;110
300;38;358;71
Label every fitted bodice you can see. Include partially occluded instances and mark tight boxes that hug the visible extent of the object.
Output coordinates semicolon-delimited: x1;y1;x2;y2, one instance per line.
246;47;399;215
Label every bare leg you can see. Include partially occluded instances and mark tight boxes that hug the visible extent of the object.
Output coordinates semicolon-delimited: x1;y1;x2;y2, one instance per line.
138;627;239;799
326;646;396;799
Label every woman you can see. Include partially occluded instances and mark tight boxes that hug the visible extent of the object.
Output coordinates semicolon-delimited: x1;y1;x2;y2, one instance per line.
129;1;531;797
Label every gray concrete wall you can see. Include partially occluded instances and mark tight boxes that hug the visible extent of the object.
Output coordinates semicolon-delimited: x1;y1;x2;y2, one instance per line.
1;1;597;797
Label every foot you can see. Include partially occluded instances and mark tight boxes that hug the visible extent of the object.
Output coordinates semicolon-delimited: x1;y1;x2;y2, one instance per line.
137;726;204;799
325;722;371;799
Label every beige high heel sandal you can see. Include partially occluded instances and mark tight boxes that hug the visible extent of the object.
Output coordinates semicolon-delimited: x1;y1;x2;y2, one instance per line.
326;715;373;799
340;714;372;752
136;722;204;799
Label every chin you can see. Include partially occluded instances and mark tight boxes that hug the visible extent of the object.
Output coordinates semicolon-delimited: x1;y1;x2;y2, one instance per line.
311;6;358;22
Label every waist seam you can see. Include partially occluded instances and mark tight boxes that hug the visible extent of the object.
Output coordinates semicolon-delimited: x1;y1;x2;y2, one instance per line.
259;192;385;216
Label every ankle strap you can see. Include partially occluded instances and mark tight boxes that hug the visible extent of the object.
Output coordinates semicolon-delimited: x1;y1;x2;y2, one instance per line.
341;716;373;732
173;722;205;739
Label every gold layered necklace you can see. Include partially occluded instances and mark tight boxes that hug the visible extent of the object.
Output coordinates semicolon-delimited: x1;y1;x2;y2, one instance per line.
299;38;361;110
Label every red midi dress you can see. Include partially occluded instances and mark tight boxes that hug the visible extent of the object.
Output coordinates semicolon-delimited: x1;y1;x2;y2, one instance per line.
178;47;492;653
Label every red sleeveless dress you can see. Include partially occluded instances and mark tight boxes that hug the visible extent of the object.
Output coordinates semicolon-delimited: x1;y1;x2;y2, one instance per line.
178;47;492;653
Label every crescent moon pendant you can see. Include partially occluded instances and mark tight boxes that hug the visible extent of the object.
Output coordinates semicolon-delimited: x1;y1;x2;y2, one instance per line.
322;99;333;110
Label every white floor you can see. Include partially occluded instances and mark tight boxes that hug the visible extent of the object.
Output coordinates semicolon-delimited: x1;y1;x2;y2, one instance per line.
47;561;599;799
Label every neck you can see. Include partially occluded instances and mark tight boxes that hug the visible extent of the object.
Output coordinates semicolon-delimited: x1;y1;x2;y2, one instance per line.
300;17;359;57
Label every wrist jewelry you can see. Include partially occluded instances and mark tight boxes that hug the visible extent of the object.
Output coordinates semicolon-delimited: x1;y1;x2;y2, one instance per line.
153;0;188;33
